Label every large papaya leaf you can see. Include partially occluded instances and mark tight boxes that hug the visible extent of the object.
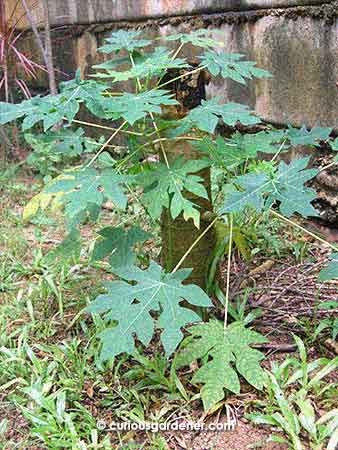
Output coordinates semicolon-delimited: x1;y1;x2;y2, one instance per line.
164;29;224;49
98;30;151;54
26;95;80;131
92;226;151;269
175;320;267;411
0;93;82;131
86;261;212;360
103;89;178;125
138;157;210;228
227;130;287;155
0;99;37;125
0;73;110;129
319;253;338;281
44;168;128;224
222;171;270;213
273;158;319;217
59;73;111;119
285;124;332;146
173;97;260;135
200;51;271;83
0;72;105;128
222;157;319;218
93;47;189;82
194;131;287;170
25;128;88;157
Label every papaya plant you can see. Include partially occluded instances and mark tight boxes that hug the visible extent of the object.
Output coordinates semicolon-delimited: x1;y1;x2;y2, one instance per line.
0;29;337;411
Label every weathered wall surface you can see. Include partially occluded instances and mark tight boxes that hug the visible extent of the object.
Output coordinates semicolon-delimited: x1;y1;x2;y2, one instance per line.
7;0;334;26
206;14;338;129
70;1;338;129
8;0;338;129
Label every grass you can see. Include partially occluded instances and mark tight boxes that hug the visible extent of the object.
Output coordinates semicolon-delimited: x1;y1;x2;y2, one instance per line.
0;167;337;450
0;172;179;449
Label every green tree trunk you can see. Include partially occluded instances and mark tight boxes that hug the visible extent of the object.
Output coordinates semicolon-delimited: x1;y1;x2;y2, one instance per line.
160;69;215;289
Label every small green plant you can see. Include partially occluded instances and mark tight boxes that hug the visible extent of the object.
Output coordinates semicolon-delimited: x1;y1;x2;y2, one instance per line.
24;129;103;180
314;300;338;340
123;351;189;400
21;385;112;449
1;28;337;416
249;372;338;450
297;300;338;344
247;336;338;450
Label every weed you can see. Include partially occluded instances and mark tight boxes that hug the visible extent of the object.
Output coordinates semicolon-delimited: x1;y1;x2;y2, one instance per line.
247;336;338;450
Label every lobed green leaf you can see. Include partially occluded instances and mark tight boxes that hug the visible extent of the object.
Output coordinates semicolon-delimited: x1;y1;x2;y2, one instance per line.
92;226;151;269
98;30;151;54
173;97;260;135
86;261;213;360
175;320;267;411
222;157;319;218
138;157;210;228
200;51;271;83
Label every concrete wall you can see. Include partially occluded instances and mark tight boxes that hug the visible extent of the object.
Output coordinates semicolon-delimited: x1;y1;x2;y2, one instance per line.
73;1;338;129
204;14;338;129
6;0;338;129
7;0;334;26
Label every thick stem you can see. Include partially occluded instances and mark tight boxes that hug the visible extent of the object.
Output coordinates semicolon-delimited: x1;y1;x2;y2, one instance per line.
160;67;215;289
161;139;215;288
172;218;218;273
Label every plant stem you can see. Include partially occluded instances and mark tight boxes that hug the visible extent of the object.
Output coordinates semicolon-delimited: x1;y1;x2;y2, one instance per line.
129;53;142;91
70;118;143;136
171;42;184;61
149;112;170;168
271;140;287;162
172;217;218;273
270;210;338;252
224;214;233;330
41;0;57;95
85;121;127;167
21;0;57;95
129;52;170;168
141;135;202;150
317;161;337;174
157;65;207;90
